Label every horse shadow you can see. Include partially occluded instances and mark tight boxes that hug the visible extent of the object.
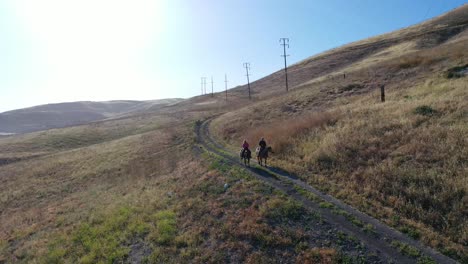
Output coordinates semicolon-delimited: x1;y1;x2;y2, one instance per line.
248;166;280;180
265;166;300;180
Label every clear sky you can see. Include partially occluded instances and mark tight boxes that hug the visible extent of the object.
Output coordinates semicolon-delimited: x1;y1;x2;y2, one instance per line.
0;0;466;112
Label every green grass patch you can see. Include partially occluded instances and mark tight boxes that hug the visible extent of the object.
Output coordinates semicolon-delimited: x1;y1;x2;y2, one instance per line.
350;218;364;228
208;158;231;174
294;185;321;202
149;210;177;245
70;206;135;263
44;206;177;263
417;255;436;264
399;225;421;240
263;198;306;222
319;201;334;209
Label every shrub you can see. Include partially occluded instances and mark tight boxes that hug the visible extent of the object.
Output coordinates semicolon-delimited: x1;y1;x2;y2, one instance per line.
445;64;468;79
413;105;437;116
315;152;337;170
341;83;364;92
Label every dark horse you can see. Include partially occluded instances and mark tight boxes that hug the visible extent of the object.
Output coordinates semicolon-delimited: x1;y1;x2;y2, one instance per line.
256;146;273;167
240;148;252;166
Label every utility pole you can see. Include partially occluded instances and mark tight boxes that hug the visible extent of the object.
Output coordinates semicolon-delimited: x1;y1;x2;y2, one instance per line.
210;76;214;97
200;77;204;95
243;63;251;100
280;38;290;92
224;74;228;101
202;77;207;95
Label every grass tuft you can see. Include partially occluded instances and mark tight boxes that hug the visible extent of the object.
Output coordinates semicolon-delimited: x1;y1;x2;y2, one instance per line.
391;240;421;258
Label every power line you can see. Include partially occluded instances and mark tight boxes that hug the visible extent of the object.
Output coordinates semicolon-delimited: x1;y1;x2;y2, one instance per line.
243;62;251;100
280;38;290;92
423;2;432;21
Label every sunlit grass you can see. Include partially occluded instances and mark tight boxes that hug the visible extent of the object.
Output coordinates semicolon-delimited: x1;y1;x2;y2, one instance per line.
211;61;467;260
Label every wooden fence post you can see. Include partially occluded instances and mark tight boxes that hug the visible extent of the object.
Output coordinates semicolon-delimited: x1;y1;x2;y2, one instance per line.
380;84;385;102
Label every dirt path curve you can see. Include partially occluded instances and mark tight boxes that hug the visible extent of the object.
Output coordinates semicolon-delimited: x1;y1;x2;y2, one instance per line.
196;117;457;264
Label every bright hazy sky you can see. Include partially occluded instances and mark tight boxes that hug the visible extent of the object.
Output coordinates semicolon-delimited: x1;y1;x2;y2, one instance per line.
0;0;466;112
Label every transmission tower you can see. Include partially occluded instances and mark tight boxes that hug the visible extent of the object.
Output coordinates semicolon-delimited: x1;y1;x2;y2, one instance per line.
280;38;290;92
243;63;251;100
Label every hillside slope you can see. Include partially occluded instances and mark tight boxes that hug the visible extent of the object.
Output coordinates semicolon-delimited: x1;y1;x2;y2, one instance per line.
227;4;468;99
0;99;183;134
210;4;468;262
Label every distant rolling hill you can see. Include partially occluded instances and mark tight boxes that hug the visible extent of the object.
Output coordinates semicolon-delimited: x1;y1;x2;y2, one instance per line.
0;99;183;134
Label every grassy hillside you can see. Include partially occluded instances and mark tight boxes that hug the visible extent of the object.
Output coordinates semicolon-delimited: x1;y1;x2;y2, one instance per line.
226;4;467;100
0;109;375;263
210;7;468;260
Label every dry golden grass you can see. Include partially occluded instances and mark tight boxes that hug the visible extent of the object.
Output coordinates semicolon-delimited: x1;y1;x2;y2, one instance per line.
1;6;467;262
0;108;364;262
242;111;338;154
211;44;468;261
0;105;217;261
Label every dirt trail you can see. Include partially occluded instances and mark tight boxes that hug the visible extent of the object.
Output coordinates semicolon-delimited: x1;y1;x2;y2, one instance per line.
195;117;458;264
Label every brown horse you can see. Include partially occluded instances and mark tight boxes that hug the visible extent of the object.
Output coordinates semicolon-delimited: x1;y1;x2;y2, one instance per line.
256;146;273;167
240;148;251;166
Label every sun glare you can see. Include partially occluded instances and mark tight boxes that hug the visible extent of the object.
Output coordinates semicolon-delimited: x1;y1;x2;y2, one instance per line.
12;0;166;101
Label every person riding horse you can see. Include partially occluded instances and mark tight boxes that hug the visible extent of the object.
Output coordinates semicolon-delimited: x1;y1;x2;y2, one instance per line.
241;139;251;159
258;137;267;157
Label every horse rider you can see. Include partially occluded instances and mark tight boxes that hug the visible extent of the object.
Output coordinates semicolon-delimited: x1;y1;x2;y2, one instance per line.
258;137;267;157
242;139;250;157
